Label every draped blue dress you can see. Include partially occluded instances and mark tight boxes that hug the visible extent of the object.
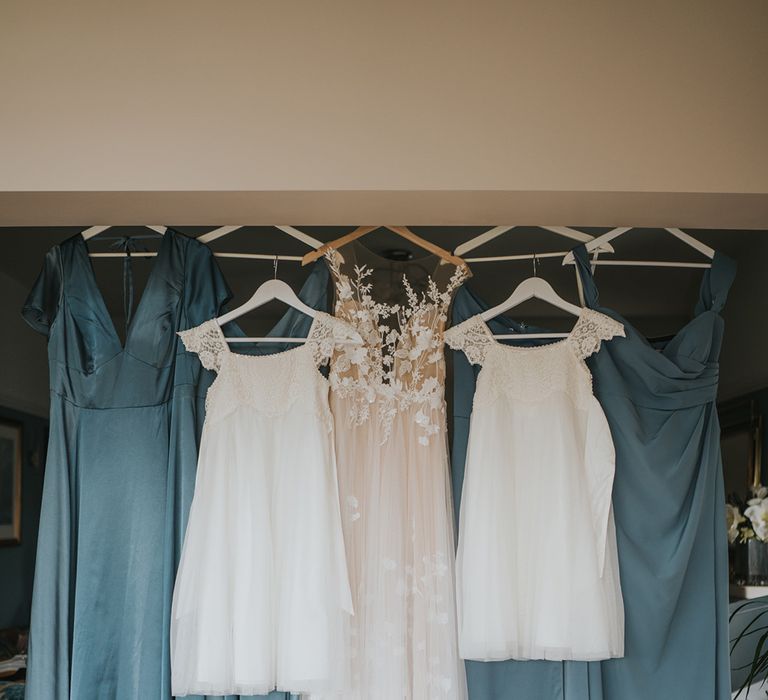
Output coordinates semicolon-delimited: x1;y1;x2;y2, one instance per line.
450;245;735;700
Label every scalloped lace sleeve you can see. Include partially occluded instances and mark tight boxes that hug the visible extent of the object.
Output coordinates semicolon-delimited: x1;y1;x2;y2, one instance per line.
570;309;625;360
178;319;227;372
445;315;494;366
308;312;362;367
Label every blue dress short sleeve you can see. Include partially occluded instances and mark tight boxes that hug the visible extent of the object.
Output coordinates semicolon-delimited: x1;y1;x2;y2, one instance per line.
22;246;63;337
183;239;232;325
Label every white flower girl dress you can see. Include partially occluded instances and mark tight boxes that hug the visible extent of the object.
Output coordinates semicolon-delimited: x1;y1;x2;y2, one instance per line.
445;308;626;662
170;312;357;696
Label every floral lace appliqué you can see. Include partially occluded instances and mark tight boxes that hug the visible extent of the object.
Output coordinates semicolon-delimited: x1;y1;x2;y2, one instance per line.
327;250;468;445
569;308;625;359
444;316;493;366
447;309;624;411
178;319;227;372
307;312;362;366
179;312;358;431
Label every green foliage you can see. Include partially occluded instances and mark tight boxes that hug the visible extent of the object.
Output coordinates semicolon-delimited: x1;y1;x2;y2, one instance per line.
731;600;768;697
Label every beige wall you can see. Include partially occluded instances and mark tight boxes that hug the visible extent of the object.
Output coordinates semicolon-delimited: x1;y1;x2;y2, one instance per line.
1;1;767;224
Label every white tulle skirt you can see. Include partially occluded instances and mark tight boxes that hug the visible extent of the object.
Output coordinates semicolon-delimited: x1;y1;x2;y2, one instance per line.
456;395;625;662
170;408;352;696
318;396;467;700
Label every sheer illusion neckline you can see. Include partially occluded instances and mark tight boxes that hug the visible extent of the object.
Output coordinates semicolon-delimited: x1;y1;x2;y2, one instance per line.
78;230;171;352
348;238;442;268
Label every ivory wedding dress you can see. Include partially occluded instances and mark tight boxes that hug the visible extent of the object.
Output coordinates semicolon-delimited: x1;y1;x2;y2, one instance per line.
445;309;626;662
322;242;469;700
171;312;357;696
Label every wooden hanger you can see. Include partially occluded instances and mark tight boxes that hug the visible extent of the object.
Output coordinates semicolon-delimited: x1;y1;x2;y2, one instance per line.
301;226;466;267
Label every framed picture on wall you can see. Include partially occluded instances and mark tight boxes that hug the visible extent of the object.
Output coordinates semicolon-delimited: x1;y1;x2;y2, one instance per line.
0;418;22;545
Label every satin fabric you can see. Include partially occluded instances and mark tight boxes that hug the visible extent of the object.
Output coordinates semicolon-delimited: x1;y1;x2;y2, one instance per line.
22;228;331;700
450;246;735;700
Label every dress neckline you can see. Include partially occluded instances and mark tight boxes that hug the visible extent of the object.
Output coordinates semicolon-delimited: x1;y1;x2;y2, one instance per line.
77;229;172;353
480;308;589;353
212;314;320;361
571;246;736;357
348;238;443;268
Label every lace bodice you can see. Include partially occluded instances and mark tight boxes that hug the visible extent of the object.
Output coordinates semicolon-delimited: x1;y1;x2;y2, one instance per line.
325;244;469;444
445;308;624;408
179;312;360;427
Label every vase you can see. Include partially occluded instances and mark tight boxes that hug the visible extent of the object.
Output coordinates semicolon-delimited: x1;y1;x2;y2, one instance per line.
733;540;768;586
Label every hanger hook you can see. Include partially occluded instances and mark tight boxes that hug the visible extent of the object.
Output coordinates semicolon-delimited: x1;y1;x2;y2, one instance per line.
532;253;538;277
273;255;279;280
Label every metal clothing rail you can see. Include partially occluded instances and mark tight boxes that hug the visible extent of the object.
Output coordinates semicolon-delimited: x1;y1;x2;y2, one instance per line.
78;226;715;269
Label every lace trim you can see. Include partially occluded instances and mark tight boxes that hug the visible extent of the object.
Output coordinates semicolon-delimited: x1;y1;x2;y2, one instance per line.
179;313;359;373
569;308;625;359
447;309;624;410
215;349;334;429
445;308;624;366
178;320;226;372
444;316;492;366
179;312;359;429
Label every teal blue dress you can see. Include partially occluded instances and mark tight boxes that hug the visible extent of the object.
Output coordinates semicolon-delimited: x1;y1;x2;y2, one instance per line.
22;230;231;700
450;246;735;699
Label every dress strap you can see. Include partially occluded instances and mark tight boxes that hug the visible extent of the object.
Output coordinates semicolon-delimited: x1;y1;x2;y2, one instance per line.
572;243;736;318
568;309;625;360
571;245;601;310
694;251;737;316
178;319;228;372
445;316;494;366
110;236;148;336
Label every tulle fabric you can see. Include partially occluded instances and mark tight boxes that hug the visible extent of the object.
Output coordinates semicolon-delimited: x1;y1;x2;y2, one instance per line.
316;242;468;699
323;396;467;700
446;313;626;663
456;394;624;662
171;337;353;696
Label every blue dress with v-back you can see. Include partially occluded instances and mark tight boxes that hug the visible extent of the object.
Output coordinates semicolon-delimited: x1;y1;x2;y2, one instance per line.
22;230;232;699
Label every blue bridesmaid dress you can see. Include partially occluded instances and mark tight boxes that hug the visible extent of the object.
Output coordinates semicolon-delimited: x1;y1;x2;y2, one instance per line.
22;230;231;699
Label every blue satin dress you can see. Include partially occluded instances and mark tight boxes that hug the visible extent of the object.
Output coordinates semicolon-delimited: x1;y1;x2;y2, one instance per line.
22;230;231;700
450;246;735;699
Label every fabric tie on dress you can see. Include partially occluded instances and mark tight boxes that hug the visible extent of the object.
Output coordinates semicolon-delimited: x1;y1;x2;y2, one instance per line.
109;236;147;336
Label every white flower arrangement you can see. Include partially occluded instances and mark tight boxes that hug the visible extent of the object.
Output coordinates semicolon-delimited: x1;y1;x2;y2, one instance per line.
727;503;747;544
729;485;768;544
